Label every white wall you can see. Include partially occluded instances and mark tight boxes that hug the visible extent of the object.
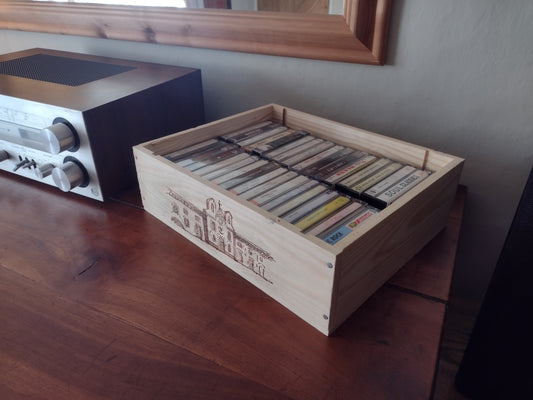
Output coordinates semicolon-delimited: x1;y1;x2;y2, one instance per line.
1;0;532;303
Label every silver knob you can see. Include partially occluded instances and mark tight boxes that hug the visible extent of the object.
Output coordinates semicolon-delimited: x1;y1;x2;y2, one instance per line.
52;161;86;192
35;163;55;179
41;122;77;154
0;150;9;162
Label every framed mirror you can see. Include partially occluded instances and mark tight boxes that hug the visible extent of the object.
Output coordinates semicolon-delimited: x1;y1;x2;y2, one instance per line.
0;0;391;65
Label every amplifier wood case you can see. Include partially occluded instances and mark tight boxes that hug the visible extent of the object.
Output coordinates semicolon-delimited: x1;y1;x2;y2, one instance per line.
133;104;463;335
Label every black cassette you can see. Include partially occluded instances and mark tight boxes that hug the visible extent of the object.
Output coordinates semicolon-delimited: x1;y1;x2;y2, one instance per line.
220;121;279;143
252;129;310;155
312;150;367;181
164;138;221;163
297;147;353;176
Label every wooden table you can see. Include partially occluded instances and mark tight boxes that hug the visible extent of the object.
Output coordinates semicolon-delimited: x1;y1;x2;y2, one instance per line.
0;171;466;400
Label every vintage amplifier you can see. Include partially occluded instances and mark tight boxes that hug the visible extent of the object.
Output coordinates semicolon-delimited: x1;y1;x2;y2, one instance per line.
0;48;204;200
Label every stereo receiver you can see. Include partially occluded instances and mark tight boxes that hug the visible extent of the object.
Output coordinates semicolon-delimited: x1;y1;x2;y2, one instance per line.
0;48;204;200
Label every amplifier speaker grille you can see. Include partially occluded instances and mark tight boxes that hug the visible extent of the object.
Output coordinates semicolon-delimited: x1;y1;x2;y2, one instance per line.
0;53;135;86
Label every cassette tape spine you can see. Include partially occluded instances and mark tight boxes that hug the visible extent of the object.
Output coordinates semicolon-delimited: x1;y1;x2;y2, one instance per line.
312;150;367;182
242;128;296;152
297;147;354;176
260;179;320;211
228;166;287;195
235;126;288;148
341;161;403;197
194;151;249;176
201;154;260;180
249;174;312;206
336;158;392;189
164;138;220;163
290;145;345;171
175;141;235;168
185;145;242;171
211;159;268;184
252;129;310;155
323;154;378;184
220;121;279;143
262;135;315;160
268;184;328;216
293;195;351;231
218;161;279;190
367;169;430;208
240;170;299;201
318;206;379;245
360;165;417;206
304;200;364;237
281;190;339;224
279;140;336;167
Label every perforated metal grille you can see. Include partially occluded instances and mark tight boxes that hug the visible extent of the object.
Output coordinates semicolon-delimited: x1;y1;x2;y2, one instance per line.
0;54;135;86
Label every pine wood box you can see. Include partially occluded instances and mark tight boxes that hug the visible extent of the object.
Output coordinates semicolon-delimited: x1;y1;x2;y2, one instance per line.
133;104;463;335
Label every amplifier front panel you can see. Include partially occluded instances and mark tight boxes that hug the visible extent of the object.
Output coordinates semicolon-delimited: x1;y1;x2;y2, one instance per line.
0;95;104;200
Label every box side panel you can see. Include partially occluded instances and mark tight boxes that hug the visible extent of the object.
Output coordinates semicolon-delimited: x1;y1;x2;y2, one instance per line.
425;149;464;171
283;107;429;169
142;104;277;156
329;158;464;332
134;147;337;335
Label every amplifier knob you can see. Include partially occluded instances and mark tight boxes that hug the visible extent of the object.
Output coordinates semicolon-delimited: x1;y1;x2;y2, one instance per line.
52;158;89;192
41;119;78;154
35;163;55;179
0;150;9;162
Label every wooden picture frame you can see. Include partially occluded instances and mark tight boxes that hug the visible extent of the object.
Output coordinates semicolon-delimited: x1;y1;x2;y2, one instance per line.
0;0;391;65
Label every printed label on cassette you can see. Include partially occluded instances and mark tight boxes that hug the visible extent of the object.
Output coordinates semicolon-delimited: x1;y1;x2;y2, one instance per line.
281;190;339;223
211;159;268;184
268;184;327;216
347;162;403;196
371;169;430;207
262;135;315;160
323;154;378;184
241;171;299;201
320;207;379;245
250;174;312;206
220;121;279;142
219;162;279;190
304;201;364;236
229;167;287;195
294;196;351;231
362;165;417;198
260;179;320;211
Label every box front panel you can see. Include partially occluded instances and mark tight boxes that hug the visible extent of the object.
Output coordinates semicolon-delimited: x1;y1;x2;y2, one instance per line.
134;148;338;334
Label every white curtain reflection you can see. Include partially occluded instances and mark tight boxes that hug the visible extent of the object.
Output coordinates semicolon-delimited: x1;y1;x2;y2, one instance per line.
33;0;190;7
30;1;343;14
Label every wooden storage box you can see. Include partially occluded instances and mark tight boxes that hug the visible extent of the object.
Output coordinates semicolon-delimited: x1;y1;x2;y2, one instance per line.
133;104;463;335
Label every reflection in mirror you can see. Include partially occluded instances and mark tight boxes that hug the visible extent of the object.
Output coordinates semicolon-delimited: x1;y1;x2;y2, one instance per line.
34;0;344;14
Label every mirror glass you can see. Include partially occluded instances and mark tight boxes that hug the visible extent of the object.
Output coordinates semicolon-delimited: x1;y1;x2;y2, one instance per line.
33;0;344;14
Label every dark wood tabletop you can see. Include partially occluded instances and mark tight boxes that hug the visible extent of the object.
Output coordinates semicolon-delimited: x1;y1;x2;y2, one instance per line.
0;171;466;400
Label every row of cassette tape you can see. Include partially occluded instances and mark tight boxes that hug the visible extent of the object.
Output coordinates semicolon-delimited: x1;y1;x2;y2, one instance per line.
164;121;430;245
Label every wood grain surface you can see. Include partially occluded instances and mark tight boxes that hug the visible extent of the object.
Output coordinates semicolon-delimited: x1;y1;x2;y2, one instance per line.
0;0;391;65
0;171;466;400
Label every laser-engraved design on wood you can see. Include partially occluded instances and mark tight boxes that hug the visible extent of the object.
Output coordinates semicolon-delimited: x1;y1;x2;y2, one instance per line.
168;188;273;283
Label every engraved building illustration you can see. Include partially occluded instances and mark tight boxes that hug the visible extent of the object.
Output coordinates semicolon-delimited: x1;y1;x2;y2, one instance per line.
168;189;273;282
